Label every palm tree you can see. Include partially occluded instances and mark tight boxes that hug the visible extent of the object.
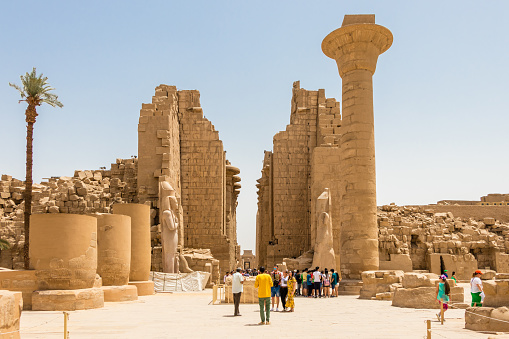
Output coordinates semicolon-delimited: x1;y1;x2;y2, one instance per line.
9;68;63;269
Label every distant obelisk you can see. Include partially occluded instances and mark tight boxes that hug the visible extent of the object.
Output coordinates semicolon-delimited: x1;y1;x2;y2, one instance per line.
322;15;392;279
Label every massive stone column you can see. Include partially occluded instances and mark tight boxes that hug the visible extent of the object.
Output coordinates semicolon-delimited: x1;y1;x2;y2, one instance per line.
322;15;392;279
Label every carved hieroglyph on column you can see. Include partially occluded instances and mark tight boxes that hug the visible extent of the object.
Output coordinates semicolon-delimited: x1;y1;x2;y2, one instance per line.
322;15;392;279
312;188;336;270
159;180;179;273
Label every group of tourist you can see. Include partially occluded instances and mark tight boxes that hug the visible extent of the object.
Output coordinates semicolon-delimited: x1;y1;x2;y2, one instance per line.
230;265;341;325
223;268;258;282
295;267;341;298
435;269;485;321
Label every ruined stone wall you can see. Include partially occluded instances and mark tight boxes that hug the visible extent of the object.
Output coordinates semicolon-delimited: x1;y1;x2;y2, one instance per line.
137;85;183;248
421;205;509;223
256;82;340;268
0;159;137;269
138;85;181;205
178;90;238;274
378;204;509;272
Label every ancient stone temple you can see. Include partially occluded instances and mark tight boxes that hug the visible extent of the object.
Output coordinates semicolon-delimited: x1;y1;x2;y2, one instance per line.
257;15;392;279
0;85;240;277
256;81;341;269
137;85;240;274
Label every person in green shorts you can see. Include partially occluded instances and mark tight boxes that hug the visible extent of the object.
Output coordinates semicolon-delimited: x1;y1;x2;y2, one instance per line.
254;266;273;325
470;270;484;307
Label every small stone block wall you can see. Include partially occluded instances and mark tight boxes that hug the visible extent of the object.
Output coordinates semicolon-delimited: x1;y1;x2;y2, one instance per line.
0;270;37;310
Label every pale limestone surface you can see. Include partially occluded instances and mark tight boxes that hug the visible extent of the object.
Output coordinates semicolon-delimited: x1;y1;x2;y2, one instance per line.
322;15;392;279
18;289;501;339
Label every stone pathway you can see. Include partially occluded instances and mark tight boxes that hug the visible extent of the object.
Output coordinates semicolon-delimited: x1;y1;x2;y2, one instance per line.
19;289;509;338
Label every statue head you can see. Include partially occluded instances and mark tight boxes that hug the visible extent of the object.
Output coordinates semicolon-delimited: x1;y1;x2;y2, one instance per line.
169;196;178;210
160;181;175;197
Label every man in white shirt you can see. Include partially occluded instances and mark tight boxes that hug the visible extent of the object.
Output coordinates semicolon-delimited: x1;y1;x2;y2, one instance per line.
232;268;244;316
313;267;322;298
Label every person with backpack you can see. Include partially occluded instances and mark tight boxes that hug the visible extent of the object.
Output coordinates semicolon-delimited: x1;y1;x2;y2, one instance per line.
330;269;339;297
307;270;313;297
301;268;308;297
270;266;282;311
295;270;302;296
322;269;331;297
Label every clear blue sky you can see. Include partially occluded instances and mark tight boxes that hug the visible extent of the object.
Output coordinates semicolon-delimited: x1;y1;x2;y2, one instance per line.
1;1;509;254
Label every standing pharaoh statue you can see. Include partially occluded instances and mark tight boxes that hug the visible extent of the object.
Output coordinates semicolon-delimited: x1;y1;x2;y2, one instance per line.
159;181;179;273
312;188;336;270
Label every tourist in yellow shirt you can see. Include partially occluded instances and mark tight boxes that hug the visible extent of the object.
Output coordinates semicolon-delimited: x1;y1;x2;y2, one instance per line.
254;267;273;325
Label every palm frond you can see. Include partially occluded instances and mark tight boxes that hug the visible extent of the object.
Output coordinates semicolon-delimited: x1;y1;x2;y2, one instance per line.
8;83;26;98
0;239;10;251
10;67;63;108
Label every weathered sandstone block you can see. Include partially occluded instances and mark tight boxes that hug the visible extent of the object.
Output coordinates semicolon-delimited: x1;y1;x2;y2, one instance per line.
360;270;403;299
96;214;131;286
101;285;138;302
30;214;97;290
32;288;104;311
483;279;509;307
0;290;22;338
465;307;509;332
112;204;151;281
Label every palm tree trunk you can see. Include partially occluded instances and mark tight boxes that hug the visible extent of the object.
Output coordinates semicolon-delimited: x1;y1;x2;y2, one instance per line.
23;119;34;269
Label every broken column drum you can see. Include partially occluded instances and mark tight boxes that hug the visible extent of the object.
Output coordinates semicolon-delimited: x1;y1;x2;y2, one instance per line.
96;214;132;286
322;15;393;279
112;203;151;281
30;214;98;289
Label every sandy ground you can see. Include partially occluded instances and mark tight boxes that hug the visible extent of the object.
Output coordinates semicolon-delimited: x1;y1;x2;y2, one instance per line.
18;283;509;339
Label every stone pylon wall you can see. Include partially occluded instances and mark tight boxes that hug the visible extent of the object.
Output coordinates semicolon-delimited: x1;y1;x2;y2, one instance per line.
256;82;340;269
138;85;184;247
256;151;272;268
177;90;239;274
135;85;240;274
